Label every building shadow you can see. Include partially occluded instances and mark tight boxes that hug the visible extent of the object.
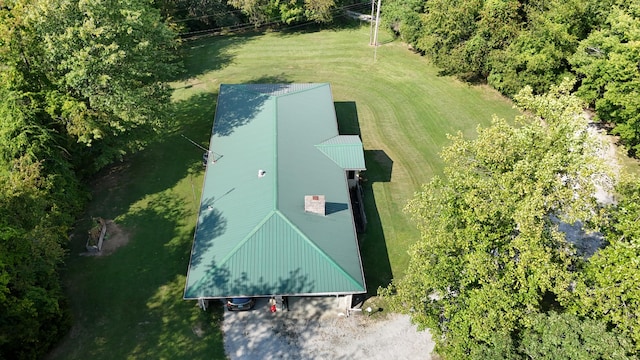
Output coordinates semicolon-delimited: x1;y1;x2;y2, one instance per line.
325;202;349;215
335;101;361;135
359;150;393;296
335;101;393;296
364;150;393;183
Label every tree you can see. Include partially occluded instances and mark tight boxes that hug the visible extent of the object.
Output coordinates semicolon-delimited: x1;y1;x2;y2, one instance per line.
458;0;521;81
1;0;181;171
303;0;335;23
0;159;74;359
488;0;590;95
415;0;483;74
227;0;340;26
571;179;640;350
570;4;640;155
227;0;277;25
0;84;82;360
0;0;180;357
519;312;633;359
153;0;241;31
381;79;614;358
381;0;425;46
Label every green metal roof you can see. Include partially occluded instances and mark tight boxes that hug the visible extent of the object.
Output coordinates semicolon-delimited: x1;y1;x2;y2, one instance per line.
316;135;366;170
184;83;366;299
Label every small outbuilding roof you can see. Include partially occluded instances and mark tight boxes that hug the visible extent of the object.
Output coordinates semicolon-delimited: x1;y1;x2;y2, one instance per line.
184;83;366;299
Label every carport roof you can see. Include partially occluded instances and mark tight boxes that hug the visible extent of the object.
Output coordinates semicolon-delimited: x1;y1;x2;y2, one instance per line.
184;83;366;299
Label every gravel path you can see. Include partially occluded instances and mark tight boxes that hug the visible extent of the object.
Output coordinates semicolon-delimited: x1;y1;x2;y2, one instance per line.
222;297;435;359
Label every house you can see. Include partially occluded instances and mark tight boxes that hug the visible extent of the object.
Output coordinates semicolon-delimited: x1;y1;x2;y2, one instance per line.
183;83;367;305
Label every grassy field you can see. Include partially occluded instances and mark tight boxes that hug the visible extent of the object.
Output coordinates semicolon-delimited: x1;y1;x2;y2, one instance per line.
50;23;519;359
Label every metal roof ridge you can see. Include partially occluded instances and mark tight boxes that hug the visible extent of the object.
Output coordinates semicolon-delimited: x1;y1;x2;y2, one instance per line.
217;210;277;265
272;210;366;290
315;135;362;146
273;95;279;209
274;83;329;99
316;143;362;148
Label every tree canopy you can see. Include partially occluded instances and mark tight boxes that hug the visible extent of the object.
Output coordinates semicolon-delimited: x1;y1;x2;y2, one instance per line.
0;0;179;358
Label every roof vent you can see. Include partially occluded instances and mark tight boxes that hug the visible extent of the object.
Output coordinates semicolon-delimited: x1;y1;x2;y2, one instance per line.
304;195;325;216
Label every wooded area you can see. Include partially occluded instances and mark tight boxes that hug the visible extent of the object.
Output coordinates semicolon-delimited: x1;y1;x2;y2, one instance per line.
383;0;640;156
0;0;179;358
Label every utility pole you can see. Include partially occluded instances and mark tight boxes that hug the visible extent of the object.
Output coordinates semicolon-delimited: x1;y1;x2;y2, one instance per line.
369;0;375;45
373;0;382;62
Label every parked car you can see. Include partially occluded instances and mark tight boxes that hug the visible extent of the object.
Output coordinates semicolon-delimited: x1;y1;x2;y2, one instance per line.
226;297;256;311
202;152;209;167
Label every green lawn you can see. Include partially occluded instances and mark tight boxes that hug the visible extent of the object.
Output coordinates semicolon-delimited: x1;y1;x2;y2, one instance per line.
50;23;519;359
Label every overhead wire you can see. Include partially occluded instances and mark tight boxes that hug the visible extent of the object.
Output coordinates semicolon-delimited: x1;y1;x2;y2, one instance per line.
175;2;371;38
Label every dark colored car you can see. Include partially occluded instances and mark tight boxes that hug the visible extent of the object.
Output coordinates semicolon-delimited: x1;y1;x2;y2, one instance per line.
226;297;256;311
202;152;209;167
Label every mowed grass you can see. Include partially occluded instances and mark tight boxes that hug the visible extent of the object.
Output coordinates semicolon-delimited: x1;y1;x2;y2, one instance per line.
175;24;519;286
50;23;519;359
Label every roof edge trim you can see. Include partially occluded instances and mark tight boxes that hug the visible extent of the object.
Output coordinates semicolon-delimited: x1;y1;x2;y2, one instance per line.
274;83;329;98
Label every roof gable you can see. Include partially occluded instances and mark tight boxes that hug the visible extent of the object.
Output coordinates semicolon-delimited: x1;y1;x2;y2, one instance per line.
316;135;366;170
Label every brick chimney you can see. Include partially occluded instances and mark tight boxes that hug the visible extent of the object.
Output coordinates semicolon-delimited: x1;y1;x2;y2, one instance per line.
304;195;325;216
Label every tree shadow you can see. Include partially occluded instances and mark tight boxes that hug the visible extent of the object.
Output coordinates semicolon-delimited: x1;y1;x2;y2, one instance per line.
212;82;292;137
54;190;229;359
246;73;291;85
188;257;316;298
274;11;370;38
176;33;257;81
187;201;227;269
85;92;216;225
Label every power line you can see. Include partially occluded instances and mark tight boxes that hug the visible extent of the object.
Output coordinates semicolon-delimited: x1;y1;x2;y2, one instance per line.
171;9;245;23
176;2;370;38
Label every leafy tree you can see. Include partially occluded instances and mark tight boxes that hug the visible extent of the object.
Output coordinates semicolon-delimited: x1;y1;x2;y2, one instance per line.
154;0;242;31
0;159;74;359
415;0;483;74
572;179;640;350
381;0;425;46
519;312;633;359
570;4;640;155
0;0;180;357
459;0;521;80
0;83;82;359
227;0;341;26
381;80;614;358
488;0;589;95
0;0;181;171
303;0;335;23
227;0;277;25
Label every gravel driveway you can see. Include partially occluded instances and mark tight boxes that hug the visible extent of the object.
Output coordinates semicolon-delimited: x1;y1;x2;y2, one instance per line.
222;297;435;359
